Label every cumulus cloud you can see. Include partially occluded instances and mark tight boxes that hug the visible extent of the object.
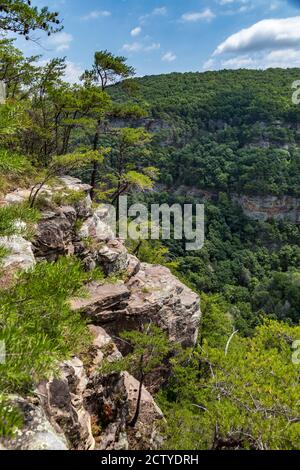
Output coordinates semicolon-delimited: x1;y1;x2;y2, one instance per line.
131;26;142;37
181;8;215;23
214;16;300;55
139;6;167;23
48;32;73;52
203;48;300;71
152;7;167;16
81;10;111;21
122;42;160;53
64;61;84;83
162;52;176;62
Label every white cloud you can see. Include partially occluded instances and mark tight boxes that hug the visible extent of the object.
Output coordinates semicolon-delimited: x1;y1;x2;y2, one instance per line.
139;6;167;23
145;43;161;51
48;32;73;51
203;47;300;71
122;42;160;53
122;42;143;53
131;26;142;37
81;10;111;21
214;16;300;56
162;51;176;62
152;7;167;16
64;61;84;83
181;8;216;23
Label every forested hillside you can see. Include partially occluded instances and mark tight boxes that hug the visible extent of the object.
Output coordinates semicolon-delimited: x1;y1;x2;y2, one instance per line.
112;70;300;196
109;70;300;333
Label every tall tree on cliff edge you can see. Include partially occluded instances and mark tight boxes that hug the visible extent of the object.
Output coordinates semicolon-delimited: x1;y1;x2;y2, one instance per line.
81;51;135;199
0;0;62;38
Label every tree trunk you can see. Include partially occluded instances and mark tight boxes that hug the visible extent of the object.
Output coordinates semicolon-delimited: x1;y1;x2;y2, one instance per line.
129;355;144;428
90;121;100;200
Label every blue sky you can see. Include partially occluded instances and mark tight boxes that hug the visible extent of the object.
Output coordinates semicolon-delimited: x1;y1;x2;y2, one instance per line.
14;0;300;82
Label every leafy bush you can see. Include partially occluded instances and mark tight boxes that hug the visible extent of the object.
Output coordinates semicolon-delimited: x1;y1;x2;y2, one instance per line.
0;257;100;393
0;203;40;237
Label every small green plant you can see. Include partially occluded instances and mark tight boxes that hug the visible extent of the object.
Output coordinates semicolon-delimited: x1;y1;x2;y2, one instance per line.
52;189;86;207
101;325;172;427
0;203;40;237
0;257;100;394
0;395;23;439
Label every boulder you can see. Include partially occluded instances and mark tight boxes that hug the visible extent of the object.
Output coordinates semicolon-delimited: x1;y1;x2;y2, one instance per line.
58;176;92;194
37;357;95;450
87;325;122;373
0;235;35;271
79;213;114;243
126;263;201;346
32;208;76;260
85;371;164;450
70;281;130;323
98;240;129;275
70;264;200;347
0;397;68;450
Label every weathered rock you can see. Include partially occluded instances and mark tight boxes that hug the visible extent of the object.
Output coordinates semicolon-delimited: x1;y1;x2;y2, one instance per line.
0;235;35;271
3;188;31;205
126;254;141;279
87;325;122;373
32;209;76;260
70;281;130;323
79;214;114;243
58;176;92;193
126;263;201;347
37;357;95;450
71;264;200;347
85;371;164;450
1;397;68;450
232;193;300;223
98;240;129;275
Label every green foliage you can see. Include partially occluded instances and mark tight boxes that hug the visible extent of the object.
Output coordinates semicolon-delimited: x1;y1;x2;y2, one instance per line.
0;1;62;37
0;396;23;439
0;257;97;393
160;319;300;450
101;324;172;377
0;203;40;237
111;69;300;197
0;149;33;176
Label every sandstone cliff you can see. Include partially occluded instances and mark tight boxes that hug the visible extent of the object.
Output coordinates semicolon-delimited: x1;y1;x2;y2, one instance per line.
0;176;201;450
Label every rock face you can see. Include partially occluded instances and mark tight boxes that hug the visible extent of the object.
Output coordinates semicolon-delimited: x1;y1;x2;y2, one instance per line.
71;263;201;348
232;194;300;223
33;208;77;260
1;397;68;450
0;235;36;272
85;371;164;450
0;175;202;451
127;263;200;347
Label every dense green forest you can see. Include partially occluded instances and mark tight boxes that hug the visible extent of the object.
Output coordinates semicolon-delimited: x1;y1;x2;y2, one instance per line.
1;1;300;450
110;71;300;334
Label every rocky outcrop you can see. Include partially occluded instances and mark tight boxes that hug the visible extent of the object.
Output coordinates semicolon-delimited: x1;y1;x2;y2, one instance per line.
232;194;300;223
0;175;201;451
0;235;35;271
1;397;68;450
127;263;200;346
85;371;164;450
71;263;200;348
33;207;77;260
7;328;163;451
